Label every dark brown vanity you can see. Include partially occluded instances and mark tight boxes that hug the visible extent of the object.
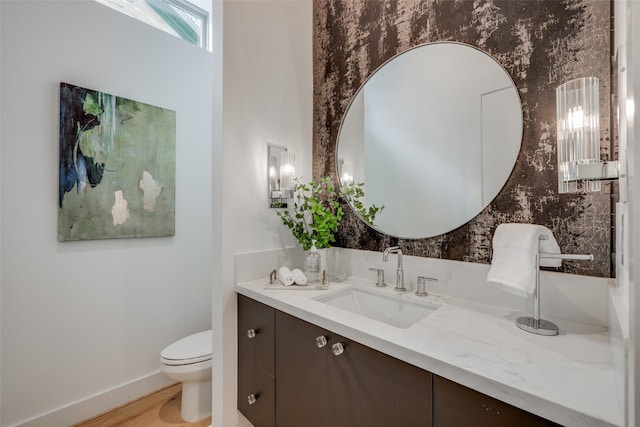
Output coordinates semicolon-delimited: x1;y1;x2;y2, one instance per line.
237;294;558;427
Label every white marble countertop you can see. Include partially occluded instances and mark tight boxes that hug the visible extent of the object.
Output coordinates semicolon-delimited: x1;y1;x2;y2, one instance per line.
236;276;624;427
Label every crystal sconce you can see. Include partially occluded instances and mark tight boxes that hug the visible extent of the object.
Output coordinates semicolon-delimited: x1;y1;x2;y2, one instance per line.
337;159;354;187
556;77;619;193
340;162;354;187
268;145;295;208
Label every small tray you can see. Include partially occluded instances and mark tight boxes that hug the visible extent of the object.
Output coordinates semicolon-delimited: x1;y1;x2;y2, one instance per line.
264;282;329;291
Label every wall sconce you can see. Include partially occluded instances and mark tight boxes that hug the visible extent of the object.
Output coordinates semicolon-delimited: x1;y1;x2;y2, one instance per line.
338;159;354;188
268;145;295;208
340;162;354;187
556;77;619;193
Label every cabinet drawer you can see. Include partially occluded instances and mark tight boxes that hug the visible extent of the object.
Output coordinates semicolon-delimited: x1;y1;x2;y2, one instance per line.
238;354;275;427
238;294;275;375
433;376;559;427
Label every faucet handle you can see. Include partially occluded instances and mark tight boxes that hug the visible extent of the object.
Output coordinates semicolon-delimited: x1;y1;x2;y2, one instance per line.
416;276;437;297
368;268;387;287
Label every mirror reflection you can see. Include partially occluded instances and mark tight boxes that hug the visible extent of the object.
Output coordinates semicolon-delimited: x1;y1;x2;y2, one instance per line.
337;42;523;239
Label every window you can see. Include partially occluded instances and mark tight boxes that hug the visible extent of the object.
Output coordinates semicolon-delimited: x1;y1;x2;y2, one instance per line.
96;0;210;50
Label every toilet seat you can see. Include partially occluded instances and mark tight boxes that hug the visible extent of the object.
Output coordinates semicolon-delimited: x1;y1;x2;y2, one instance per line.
161;330;212;366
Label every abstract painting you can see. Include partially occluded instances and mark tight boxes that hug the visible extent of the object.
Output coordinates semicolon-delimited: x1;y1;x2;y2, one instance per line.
58;82;176;241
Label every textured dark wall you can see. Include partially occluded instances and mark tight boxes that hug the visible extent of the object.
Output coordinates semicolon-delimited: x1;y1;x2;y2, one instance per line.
313;0;613;277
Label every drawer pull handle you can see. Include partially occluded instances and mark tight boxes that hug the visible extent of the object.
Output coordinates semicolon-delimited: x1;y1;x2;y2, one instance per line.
315;335;328;348
247;393;258;405
332;342;345;356
247;328;258;339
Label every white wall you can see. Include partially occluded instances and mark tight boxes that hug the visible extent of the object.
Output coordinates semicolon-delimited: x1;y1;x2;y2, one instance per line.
631;1;640;421
214;0;313;425
0;1;213;426
613;1;640;425
622;1;640;425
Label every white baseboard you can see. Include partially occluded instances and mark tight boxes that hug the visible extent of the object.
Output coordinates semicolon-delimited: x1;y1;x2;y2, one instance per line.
15;371;174;427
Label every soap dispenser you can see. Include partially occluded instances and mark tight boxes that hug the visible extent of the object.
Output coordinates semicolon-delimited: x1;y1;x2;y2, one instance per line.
305;240;321;284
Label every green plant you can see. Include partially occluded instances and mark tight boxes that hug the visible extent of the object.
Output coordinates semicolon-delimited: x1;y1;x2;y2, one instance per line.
276;177;343;250
276;177;383;250
340;182;384;226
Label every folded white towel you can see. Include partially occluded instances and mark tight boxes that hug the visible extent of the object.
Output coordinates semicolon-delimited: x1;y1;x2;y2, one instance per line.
487;223;561;297
278;266;295;286
291;268;308;286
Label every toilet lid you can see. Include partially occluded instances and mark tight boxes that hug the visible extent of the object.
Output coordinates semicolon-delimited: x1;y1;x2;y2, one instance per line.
161;330;212;365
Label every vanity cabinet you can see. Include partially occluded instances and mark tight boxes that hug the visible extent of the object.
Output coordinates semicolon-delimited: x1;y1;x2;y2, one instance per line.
237;295;275;427
433;376;559;427
275;310;432;427
238;295;556;427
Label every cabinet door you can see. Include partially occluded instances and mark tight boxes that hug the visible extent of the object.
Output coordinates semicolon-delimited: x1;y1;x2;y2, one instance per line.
275;311;333;427
238;294;275;375
332;334;432;427
238;354;275;427
433;376;559;427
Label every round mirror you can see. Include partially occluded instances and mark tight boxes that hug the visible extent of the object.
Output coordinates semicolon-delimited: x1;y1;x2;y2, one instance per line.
337;42;523;239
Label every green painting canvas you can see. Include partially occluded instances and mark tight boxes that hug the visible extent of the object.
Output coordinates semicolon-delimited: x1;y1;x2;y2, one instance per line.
58;82;176;241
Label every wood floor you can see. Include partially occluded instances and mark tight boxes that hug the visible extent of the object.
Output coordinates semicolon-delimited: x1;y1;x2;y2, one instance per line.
74;383;211;427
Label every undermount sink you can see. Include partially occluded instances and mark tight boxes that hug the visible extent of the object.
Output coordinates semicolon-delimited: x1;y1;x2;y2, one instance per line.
314;286;439;329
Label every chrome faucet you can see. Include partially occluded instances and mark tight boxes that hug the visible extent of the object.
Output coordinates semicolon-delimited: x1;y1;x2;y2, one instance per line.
383;246;405;292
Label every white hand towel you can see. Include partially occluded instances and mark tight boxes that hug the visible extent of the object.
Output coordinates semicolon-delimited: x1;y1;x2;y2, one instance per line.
291;268;308;286
278;266;295;286
487;223;561;297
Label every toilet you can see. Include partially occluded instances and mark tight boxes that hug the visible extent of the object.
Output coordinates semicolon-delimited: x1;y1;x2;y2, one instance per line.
160;330;212;422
